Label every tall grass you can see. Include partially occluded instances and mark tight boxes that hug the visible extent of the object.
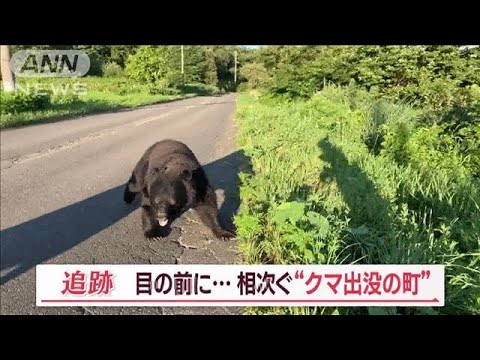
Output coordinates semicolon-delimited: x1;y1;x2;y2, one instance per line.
234;86;480;315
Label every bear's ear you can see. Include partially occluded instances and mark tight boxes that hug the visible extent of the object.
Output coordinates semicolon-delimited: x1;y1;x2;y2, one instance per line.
182;169;192;180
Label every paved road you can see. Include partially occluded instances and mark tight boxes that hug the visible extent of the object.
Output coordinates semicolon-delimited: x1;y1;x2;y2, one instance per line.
0;94;246;315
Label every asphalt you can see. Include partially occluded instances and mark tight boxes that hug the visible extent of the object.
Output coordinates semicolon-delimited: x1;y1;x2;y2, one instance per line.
0;94;246;315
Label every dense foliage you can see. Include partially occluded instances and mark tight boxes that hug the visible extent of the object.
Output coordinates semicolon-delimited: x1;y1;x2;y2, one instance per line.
234;45;479;315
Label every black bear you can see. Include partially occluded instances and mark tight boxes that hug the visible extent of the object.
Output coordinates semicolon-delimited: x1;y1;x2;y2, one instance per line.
123;139;235;241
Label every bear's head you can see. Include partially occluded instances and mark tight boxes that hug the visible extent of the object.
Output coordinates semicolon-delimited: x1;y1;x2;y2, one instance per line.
144;165;193;227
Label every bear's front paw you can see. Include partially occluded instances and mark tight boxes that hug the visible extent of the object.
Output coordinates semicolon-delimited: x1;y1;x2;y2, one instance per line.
144;229;163;240
214;229;236;241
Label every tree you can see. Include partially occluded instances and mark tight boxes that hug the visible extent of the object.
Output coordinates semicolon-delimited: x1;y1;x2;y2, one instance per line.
239;62;269;89
210;45;245;91
124;45;181;91
1;45;15;91
203;47;218;86
110;45;138;68
74;45;112;76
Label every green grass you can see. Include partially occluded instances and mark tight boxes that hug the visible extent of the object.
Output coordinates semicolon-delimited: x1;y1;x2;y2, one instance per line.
0;77;216;129
234;86;480;315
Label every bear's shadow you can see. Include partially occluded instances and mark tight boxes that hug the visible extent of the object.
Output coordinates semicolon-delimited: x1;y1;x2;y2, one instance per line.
0;149;252;285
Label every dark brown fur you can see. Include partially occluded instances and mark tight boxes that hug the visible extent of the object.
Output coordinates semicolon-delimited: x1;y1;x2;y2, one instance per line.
124;139;235;240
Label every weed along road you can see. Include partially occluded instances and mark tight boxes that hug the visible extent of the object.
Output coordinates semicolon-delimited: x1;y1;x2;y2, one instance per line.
0;94;244;315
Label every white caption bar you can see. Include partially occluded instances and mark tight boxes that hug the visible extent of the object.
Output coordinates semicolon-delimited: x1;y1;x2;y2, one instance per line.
36;264;444;307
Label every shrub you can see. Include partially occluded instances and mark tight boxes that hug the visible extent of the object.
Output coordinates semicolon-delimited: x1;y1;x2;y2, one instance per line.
50;92;80;105
125;46;180;87
1;91;51;114
236;82;249;92
102;62;123;77
176;82;219;96
239;62;269;89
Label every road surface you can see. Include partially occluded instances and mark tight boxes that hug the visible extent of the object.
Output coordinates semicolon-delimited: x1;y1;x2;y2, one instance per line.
0;94;246;315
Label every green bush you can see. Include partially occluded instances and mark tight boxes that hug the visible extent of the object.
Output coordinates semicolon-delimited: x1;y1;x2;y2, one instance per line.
80;77;141;95
239;62;269;89
1;91;51;114
380;103;480;179
236;82;249;92
176;82;219;96
50;92;80;105
258;46;480;112
125;45;180;87
84;51;104;76
361;100;420;155
102;62;124;77
148;80;181;95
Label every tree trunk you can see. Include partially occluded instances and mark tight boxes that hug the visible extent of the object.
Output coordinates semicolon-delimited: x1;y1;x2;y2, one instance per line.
1;45;16;92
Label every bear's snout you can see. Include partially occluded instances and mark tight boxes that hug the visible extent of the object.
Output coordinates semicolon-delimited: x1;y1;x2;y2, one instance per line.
157;217;169;227
155;209;169;227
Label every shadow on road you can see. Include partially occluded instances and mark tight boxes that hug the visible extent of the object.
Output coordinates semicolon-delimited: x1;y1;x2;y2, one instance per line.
204;149;252;231
0;148;251;285
0;185;135;285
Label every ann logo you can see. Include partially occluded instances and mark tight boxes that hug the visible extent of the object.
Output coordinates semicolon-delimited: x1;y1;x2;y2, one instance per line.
20;53;80;75
11;50;90;78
